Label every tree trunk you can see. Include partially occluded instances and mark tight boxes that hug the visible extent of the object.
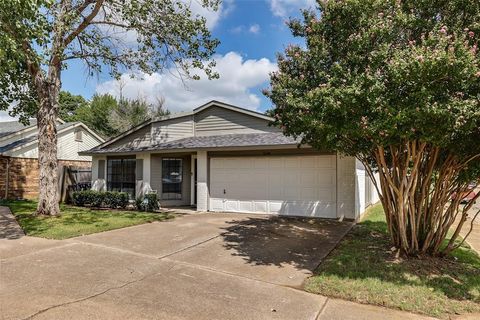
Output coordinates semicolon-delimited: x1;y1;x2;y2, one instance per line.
36;71;61;216
361;140;479;257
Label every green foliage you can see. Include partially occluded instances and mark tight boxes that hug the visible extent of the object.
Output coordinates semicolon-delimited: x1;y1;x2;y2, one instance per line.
305;204;480;318
58;91;88;122
72;190;129;209
0;0;220;121
103;191;129;209
135;193;160;212
3;199;174;239
59;91;171;138
109;97;170;133
74;94;119;138
266;0;480;179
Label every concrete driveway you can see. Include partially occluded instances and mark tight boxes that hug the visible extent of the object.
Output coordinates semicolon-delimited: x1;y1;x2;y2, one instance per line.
0;211;357;320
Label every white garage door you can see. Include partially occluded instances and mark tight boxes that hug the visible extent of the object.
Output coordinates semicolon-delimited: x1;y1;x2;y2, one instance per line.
209;155;337;218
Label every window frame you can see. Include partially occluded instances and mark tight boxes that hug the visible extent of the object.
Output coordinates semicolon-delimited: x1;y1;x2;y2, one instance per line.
106;156;136;199
161;158;183;200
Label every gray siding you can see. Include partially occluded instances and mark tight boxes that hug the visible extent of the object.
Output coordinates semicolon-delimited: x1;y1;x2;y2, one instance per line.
151;117;193;143
150;154;191;206
194;106;279;136
107;124;152;150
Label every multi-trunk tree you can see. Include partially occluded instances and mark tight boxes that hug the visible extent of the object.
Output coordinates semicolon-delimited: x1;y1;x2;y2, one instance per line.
0;0;219;216
266;0;480;256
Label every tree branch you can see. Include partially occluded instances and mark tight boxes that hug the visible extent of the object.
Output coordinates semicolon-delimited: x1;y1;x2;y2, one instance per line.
63;0;105;47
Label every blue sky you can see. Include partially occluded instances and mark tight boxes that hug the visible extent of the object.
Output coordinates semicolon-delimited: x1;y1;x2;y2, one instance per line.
65;0;316;114
0;0;316;121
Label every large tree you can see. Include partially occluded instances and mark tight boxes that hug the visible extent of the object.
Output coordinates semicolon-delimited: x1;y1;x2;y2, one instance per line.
74;93;119;137
109;96;170;133
0;0;219;215
59;91;88;121
266;0;480;256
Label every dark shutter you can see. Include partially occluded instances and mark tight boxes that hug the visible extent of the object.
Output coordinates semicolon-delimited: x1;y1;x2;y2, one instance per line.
136;159;143;180
98;160;105;179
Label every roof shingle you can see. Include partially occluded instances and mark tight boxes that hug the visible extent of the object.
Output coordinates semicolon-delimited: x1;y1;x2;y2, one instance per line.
0;122;80;153
85;132;300;154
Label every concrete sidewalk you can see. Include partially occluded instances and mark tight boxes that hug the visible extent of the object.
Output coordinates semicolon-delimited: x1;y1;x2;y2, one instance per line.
1;207;438;320
0;206;24;239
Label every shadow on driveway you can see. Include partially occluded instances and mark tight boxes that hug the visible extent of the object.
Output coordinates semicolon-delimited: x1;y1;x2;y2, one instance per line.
220;216;353;270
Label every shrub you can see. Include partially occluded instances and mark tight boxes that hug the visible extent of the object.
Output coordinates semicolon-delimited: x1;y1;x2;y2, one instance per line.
72;190;101;207
135;193;159;212
72;190;86;206
72;190;129;209
104;192;129;209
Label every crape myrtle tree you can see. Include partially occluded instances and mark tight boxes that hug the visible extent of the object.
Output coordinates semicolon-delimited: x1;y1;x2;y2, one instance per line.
265;0;480;256
0;0;219;216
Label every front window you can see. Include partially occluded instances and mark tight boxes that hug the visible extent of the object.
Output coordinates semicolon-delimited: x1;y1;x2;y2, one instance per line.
107;158;136;199
162;158;182;200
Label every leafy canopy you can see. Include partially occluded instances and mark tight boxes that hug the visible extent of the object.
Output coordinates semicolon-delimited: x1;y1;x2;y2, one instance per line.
0;0;219;122
266;0;480;176
72;93;119;138
59;91;88;121
58;91;170;138
109;97;169;133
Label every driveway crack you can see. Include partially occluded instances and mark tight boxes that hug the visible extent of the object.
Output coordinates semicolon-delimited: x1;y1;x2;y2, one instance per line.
19;267;173;320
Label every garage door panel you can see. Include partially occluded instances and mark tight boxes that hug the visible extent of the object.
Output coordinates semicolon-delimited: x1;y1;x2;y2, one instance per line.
269;158;284;168
238;201;253;212
209;155;336;218
278;201;336;218
210;198;225;211
253;158;268;168
254;201;267;212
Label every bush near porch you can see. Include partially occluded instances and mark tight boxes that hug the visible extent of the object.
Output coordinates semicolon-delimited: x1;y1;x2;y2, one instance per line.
305;204;480;319
2;200;175;239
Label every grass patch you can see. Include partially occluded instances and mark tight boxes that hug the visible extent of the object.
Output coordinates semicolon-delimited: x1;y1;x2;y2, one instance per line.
305;204;480;319
2;200;175;239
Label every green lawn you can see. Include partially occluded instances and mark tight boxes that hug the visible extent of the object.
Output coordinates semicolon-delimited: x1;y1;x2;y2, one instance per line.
2;200;175;239
305;204;480;319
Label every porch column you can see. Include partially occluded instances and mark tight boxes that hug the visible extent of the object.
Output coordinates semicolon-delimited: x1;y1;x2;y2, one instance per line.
196;151;208;211
135;153;152;198
190;154;196;206
91;155;106;191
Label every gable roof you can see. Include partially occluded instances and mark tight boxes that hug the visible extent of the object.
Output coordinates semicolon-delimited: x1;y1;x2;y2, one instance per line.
0;121;105;155
94;100;275;151
193;100;273;122
82;132;300;154
0;119;37;139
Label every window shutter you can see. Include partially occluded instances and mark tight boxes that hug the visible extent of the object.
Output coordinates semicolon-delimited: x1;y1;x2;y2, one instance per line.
98;160;105;179
136;159;143;180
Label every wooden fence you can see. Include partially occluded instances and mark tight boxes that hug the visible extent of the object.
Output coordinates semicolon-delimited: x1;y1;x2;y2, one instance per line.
58;165;92;203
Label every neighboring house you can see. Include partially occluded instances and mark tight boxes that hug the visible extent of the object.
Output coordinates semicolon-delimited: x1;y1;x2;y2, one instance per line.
82;101;379;220
0;119;104;199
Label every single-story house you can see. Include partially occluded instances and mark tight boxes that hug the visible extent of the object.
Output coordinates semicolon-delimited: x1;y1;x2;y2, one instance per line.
0;119;104;199
82;101;378;220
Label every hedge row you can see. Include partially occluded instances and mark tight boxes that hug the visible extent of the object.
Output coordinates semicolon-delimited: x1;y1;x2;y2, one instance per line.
135;193;160;212
72;190;129;209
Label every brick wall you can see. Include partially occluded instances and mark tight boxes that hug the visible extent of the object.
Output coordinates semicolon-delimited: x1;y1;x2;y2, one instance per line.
0;156;91;200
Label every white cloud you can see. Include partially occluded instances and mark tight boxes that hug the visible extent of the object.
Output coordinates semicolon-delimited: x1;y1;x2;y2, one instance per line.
96;52;277;112
268;0;317;17
190;0;235;29
249;24;260;34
